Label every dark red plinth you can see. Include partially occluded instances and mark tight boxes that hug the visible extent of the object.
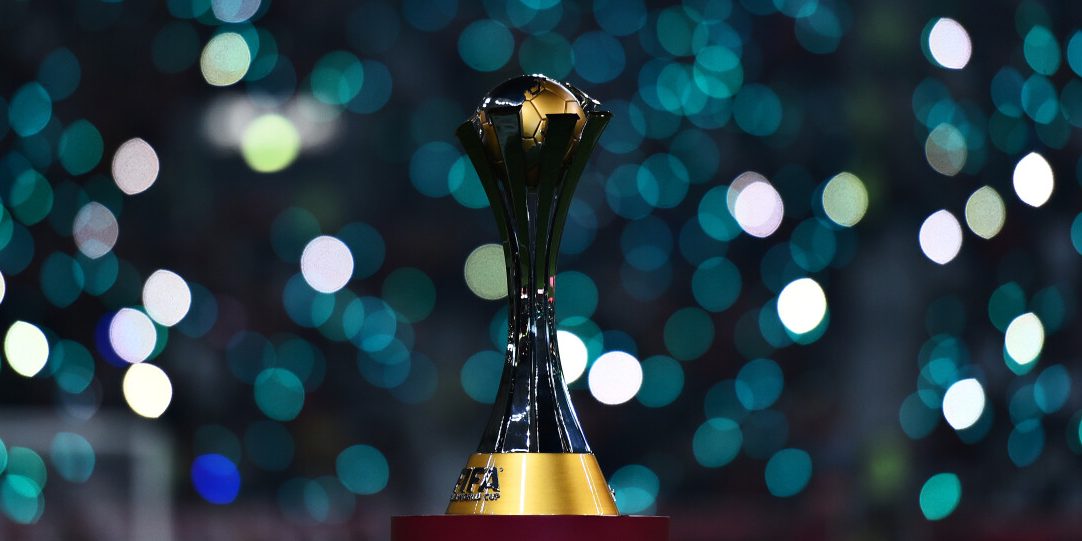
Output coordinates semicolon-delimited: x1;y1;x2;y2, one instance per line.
392;515;669;541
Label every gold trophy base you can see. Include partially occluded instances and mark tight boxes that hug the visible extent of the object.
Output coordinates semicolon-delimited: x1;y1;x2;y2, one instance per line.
446;453;619;515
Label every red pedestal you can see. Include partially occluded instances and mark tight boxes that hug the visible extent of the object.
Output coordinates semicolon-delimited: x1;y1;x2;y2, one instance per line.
391;515;669;541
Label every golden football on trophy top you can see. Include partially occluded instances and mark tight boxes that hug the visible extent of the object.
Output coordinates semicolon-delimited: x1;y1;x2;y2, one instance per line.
476;77;587;185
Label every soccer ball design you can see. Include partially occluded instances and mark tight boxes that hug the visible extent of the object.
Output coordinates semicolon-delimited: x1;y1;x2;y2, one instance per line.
475;75;587;185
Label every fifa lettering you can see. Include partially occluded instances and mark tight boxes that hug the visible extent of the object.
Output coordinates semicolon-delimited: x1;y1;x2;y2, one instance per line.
449;467;501;502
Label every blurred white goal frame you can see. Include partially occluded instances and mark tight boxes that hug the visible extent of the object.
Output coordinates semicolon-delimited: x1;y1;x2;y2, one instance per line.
0;410;174;540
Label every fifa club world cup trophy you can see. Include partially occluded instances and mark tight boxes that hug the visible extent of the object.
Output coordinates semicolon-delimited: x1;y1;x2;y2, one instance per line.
447;75;614;516
392;75;669;540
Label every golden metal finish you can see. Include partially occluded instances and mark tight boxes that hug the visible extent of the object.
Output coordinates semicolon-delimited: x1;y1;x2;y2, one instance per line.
446;453;618;516
476;77;587;186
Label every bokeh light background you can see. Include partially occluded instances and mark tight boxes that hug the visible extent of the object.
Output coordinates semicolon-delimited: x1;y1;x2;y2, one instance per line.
1;0;1082;538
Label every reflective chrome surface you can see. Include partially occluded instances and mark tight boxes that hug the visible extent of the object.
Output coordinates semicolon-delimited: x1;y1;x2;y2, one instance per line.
456;75;612;454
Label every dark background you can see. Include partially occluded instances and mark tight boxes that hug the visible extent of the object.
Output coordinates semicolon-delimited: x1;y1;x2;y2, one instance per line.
1;0;1081;539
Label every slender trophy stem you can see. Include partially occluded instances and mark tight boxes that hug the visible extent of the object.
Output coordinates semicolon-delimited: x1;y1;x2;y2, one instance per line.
456;110;612;454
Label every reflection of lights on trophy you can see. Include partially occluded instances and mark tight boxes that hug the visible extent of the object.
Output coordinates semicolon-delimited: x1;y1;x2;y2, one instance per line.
391;74;668;540
446;75;617;515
